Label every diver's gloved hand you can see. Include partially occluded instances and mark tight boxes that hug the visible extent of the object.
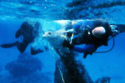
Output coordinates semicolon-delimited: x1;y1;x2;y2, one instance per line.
62;40;74;50
66;32;72;38
66;29;76;38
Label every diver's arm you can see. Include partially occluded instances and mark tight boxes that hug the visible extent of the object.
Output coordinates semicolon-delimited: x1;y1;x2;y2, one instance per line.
15;29;22;38
73;44;97;58
66;21;83;33
73;21;83;30
73;44;96;53
66;21;83;37
62;40;96;54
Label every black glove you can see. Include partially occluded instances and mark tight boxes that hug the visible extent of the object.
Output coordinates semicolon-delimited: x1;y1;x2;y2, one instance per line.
66;32;72;38
62;40;74;50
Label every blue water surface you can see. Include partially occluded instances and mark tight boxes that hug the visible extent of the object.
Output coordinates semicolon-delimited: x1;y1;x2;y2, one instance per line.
0;0;125;83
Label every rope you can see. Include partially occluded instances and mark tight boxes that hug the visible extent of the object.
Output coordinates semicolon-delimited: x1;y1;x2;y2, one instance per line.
48;44;65;83
58;66;65;83
70;33;74;44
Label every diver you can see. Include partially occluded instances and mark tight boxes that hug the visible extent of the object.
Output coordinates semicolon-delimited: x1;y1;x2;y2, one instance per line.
0;21;48;55
62;19;124;58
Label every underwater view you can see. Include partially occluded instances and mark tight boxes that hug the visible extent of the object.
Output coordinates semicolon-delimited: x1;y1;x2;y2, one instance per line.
0;0;125;83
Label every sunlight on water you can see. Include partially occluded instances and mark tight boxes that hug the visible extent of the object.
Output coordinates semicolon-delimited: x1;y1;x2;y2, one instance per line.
0;0;72;20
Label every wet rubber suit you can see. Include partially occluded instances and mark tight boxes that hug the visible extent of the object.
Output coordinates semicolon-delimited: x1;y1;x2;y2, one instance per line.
63;19;113;58
0;21;45;55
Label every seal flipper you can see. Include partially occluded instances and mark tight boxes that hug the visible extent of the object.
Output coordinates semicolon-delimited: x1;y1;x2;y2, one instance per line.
1;41;19;48
31;47;44;55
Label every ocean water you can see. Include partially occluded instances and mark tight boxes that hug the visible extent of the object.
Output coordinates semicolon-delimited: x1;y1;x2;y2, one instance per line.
0;0;125;83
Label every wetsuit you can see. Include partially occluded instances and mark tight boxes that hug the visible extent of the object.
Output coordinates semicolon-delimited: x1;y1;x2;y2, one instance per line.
63;19;112;58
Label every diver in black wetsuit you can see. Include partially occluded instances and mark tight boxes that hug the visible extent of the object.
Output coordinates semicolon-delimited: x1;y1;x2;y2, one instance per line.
63;19;125;58
0;21;48;55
